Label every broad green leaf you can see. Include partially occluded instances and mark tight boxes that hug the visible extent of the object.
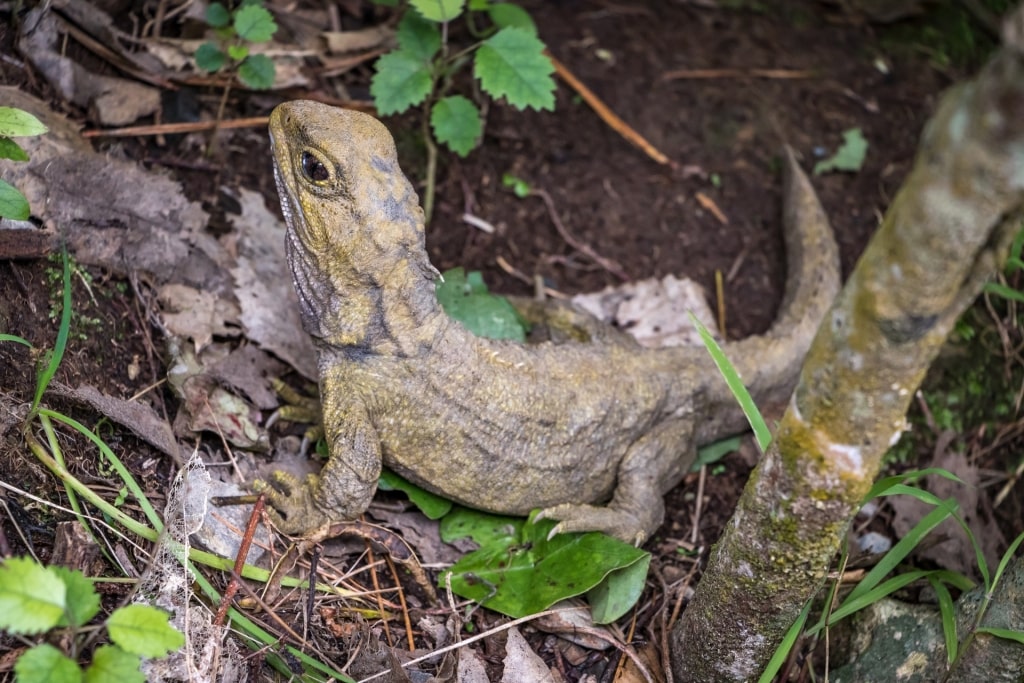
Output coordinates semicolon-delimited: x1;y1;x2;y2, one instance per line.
813;128;868;175
436;267;527;341
474;27;555;111
238;54;275;89
0;107;48;137
468;0;489;9
52;567;101;628
378;469;453;519
106;605;184;658
691;314;771;451
0;557;67;634
227;44;249;62
440;506;522;545
13;644;82;683
84;646;144;683
0;137;29;161
0;178;30;220
443;516;649;619
410;0;465;22
371;50;433;115
194;43;227;72
430;95;481;156
205;2;231;28
233;4;277;42
586;551;649;623
396;11;441;62
488;3;537;35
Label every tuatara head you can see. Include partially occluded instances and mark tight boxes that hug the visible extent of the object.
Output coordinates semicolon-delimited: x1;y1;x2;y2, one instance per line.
269;101;441;349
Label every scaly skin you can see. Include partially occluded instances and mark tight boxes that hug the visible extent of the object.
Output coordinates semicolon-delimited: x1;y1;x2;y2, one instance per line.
258;100;840;544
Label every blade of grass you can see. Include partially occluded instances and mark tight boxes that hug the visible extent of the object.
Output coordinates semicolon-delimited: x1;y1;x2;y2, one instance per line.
690;313;771;451
758;599;811;683
0;333;32;346
928;574;958;663
32;246;72;414
975;627;1024;644
807;570;934;635
862;469;964;502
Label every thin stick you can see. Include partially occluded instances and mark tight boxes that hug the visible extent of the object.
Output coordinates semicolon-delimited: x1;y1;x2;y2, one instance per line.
546;50;673;167
661;68;816;81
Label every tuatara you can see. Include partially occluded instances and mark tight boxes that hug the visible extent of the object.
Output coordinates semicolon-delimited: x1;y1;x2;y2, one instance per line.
258;100;840;544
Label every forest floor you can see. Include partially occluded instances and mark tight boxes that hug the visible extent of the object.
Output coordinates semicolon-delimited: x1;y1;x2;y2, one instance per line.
1;1;1022;680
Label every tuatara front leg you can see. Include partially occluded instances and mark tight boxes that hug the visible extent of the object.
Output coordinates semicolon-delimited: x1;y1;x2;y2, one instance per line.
534;417;698;544
256;398;381;534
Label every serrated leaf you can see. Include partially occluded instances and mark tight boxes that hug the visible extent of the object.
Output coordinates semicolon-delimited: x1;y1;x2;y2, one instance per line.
84;646;144;683
14;644;82;683
436;267;526;341
0;179;30;220
474;27;555;110
194;42;226;72
371;50;433;115
410;0;465;22
0;557;66;634
205;2;231;28
430;95;481;156
106;605;184;658
233;4;276;42
396;11;441;61
0;107;48;137
488;3;537;35
52;567;101;628
0;137;29;161
238;54;275;89
378;469;453;519
814;128;868;175
227;44;249;61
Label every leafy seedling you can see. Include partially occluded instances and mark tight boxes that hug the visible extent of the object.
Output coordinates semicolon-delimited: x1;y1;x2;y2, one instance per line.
0;106;48;220
814;128;868;175
370;1;555;220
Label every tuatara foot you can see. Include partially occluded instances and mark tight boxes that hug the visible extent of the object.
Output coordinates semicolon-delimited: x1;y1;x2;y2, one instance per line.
253;470;333;535
268;378;324;445
534;502;656;546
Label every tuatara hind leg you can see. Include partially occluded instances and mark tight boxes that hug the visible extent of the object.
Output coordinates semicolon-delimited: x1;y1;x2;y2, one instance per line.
536;418;698;544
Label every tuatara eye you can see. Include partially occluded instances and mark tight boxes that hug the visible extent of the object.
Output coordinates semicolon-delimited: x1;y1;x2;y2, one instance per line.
301;151;330;183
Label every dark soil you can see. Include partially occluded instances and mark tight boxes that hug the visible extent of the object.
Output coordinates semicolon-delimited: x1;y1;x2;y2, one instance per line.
1;1;1020;681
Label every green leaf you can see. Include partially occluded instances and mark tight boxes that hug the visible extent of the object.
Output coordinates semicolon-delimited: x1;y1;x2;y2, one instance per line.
0;137;29;161
106;605;184;658
52;567;101;628
0;333;32;347
0;178;30;220
430;95;482;156
928;575;957;663
205;2;231;28
14;644;82;683
474;27;555;111
84;646;144;683
194;42;227;72
443;516;649;619
694;435;742;469
440;506;522;545
377;469;453;519
813;128;868;175
976;627;1024;644
0;557;67;634
488;3;537;35
238;54;275;89
233;4;277;42
501;173;530;198
983;281;1024;303
371;49;434;115
0;107;48;137
396;11;441;61
227;44;249;61
586;551;650;623
410;0;465;22
436;268;527;341
691;314;771;451
759;600;812;683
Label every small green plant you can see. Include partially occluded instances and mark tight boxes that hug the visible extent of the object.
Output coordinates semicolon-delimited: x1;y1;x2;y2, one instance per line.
0;106;48;220
195;0;278;128
371;0;556;220
0;556;184;682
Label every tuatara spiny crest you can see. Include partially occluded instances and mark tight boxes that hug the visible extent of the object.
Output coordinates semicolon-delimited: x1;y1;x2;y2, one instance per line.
259;100;840;544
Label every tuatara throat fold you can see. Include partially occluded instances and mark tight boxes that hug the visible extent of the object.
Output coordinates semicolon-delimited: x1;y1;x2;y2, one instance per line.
258;100;841;544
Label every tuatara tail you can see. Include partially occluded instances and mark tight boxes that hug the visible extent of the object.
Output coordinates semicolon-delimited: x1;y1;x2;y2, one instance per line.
698;147;840;443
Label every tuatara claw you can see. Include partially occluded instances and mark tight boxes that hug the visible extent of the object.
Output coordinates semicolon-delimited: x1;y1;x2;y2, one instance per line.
253;471;332;535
